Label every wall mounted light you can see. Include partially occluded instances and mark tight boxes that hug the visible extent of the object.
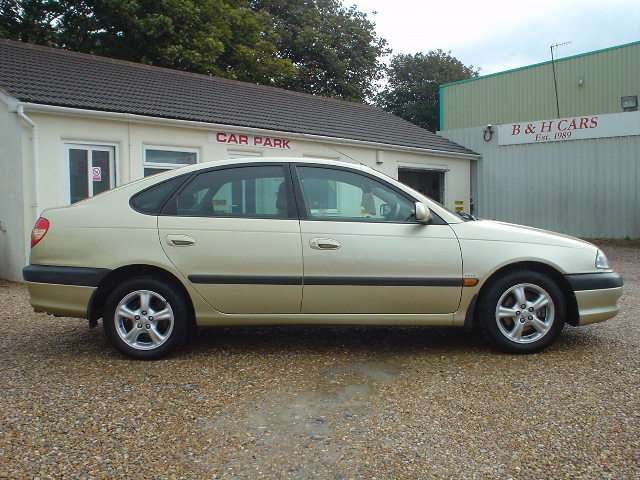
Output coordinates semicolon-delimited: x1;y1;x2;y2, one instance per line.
483;124;494;142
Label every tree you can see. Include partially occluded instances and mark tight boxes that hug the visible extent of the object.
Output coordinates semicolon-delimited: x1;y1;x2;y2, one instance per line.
377;50;479;132
252;0;389;101
0;0;65;44
1;0;388;100
0;0;297;85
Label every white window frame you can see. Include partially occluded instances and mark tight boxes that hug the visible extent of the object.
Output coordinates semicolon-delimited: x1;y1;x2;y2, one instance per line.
227;149;263;159
65;143;116;204
302;154;341;161
143;145;199;175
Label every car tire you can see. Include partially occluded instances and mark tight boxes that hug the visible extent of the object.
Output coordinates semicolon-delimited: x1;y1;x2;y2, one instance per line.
103;277;190;359
478;270;566;354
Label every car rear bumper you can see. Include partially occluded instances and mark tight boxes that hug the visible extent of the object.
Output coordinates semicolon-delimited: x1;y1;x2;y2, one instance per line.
26;282;96;318
566;273;624;326
23;265;110;318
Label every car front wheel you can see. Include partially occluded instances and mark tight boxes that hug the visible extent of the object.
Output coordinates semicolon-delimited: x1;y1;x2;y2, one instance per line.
478;270;566;353
103;277;189;359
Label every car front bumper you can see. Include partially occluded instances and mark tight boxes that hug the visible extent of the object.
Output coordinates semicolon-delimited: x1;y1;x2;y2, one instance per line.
566;273;624;326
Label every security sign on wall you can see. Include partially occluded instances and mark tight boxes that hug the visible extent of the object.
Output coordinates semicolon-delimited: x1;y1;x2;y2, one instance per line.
212;132;292;149
91;166;102;182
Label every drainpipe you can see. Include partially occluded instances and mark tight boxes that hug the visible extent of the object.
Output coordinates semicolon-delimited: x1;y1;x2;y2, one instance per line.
16;105;39;219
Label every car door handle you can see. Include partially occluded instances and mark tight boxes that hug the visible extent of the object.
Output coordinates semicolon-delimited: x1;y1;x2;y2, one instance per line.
166;234;196;247
310;238;341;250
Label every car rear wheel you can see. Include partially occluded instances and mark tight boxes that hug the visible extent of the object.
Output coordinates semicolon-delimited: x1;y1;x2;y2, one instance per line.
103;277;189;359
478;270;566;353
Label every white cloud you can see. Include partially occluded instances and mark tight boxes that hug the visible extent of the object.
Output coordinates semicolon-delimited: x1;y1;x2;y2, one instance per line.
351;0;640;74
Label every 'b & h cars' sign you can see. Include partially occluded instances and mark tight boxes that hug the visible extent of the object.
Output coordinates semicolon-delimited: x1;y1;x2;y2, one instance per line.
498;111;640;146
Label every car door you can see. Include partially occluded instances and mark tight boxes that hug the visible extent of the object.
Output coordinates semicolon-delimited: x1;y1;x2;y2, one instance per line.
293;164;462;314
158;163;302;314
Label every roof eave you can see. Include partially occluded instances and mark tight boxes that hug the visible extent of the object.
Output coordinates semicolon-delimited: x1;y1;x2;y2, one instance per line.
18;101;479;159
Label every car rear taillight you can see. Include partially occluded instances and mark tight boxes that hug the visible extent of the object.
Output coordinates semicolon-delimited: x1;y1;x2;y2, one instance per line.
31;217;50;248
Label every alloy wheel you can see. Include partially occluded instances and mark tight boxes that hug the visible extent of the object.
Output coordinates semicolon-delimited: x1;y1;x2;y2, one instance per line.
114;290;175;350
495;283;555;344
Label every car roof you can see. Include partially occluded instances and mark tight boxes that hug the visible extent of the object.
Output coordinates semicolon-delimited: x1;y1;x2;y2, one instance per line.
178;156;375;174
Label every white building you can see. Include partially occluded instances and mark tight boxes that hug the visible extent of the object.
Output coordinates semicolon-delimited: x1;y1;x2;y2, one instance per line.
0;39;478;281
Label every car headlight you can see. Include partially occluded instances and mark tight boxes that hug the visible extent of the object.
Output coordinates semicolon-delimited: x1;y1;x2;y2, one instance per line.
595;249;610;269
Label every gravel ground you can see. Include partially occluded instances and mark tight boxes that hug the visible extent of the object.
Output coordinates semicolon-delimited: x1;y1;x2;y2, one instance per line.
1;241;639;479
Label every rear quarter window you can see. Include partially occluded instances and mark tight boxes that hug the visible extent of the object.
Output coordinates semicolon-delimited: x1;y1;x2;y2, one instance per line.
130;175;190;214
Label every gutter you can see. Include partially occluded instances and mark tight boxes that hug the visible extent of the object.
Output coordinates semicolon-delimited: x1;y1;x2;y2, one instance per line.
19;102;480;161
16;105;40;218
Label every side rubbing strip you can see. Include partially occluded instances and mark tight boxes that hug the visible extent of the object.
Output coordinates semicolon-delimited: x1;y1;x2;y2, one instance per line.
304;277;464;286
188;275;302;285
188;275;463;287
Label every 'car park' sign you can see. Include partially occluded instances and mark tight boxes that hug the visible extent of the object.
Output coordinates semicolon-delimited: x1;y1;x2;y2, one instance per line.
498;110;640;145
213;131;292;149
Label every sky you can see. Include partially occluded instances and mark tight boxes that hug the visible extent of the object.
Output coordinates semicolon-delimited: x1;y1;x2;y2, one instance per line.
351;0;640;75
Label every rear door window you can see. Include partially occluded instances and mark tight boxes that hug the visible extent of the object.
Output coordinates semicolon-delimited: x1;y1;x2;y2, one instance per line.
164;165;294;219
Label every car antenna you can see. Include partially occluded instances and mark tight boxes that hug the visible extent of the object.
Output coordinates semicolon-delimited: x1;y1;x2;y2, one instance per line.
329;147;376;170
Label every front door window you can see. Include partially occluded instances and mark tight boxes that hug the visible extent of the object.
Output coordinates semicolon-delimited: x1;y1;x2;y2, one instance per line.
296;166;415;223
67;145;116;203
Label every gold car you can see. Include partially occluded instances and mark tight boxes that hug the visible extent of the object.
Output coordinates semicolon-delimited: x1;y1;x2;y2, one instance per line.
23;158;623;359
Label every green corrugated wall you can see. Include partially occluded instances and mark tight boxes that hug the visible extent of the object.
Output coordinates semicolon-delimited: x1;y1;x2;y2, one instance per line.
440;41;640;130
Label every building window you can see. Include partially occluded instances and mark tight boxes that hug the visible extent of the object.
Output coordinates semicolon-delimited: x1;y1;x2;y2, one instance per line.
66;144;116;204
143;145;198;177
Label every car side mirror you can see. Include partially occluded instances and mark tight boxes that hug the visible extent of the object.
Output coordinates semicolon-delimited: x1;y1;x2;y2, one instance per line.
414;202;431;224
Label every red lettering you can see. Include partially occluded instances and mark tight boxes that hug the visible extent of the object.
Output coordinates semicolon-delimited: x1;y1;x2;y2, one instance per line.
557;119;568;131
579;117;589;129
511;124;521;135
227;133;238;144
263;137;273;147
567;119;577;131
238;134;248;145
540;121;553;133
216;132;227;142
590;116;598;128
524;123;536;134
254;136;263;146
282;139;290;149
273;138;282;148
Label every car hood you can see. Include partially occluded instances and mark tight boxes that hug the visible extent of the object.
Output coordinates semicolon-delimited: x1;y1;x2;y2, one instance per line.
451;219;596;250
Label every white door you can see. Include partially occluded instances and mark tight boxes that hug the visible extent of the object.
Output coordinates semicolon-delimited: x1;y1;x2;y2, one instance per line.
293;165;463;314
66;144;116;204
